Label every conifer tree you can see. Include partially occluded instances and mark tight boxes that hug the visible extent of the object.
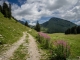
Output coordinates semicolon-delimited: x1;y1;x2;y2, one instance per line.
0;5;2;13
77;26;80;34
25;21;29;27
71;26;77;34
65;28;71;34
3;2;9;17
65;26;79;34
8;3;11;19
35;21;40;32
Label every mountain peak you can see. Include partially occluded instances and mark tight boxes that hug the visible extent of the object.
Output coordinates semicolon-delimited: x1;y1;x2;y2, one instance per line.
41;17;76;33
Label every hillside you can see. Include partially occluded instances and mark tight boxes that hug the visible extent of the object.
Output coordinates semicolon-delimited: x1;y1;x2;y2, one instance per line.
0;12;28;44
0;12;41;60
41;17;76;33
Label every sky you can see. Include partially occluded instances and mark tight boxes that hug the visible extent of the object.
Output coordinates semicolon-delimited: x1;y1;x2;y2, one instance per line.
0;0;80;25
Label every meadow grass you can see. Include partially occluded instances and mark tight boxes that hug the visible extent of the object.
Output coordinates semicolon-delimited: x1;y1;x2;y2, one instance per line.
27;27;80;59
10;35;29;60
10;43;29;60
27;28;38;38
49;33;80;58
0;12;28;53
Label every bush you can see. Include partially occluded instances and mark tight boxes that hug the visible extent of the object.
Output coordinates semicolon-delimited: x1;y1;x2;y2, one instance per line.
50;40;70;60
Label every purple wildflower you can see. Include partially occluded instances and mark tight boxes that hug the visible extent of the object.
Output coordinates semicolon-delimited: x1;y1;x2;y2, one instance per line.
53;40;70;58
54;40;67;48
38;32;50;40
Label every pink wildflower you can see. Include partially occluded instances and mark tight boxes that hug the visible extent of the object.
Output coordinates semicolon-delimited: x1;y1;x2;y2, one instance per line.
54;40;67;47
38;32;50;40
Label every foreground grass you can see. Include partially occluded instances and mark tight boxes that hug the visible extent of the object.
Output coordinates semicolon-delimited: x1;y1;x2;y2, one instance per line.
10;35;29;60
28;29;80;59
0;12;29;53
49;33;80;58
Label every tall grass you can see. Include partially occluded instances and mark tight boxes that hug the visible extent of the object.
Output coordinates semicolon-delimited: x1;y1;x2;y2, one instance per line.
49;33;80;58
37;32;50;49
49;40;70;60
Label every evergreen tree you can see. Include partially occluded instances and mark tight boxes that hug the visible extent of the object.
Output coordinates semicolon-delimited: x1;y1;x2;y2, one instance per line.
71;26;77;34
8;3;11;19
74;26;77;34
25;21;29;27
0;5;2;13
65;28;71;34
3;2;9;17
70;27;74;34
77;26;80;34
35;21;40;32
65;26;78;34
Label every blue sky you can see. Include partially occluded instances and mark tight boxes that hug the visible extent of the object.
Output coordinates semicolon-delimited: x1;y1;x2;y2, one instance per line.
8;0;20;6
8;0;26;6
0;0;80;25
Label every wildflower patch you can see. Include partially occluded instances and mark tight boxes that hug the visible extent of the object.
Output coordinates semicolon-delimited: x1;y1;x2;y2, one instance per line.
50;40;70;60
38;32;50;49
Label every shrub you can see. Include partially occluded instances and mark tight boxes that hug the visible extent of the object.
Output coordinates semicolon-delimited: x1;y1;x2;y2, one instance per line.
50;40;70;60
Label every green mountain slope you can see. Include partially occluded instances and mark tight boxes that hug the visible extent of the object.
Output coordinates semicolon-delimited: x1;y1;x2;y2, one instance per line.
0;12;28;44
41;17;76;33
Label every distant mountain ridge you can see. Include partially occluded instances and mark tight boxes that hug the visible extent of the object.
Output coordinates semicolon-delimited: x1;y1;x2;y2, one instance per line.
18;20;25;25
41;17;76;33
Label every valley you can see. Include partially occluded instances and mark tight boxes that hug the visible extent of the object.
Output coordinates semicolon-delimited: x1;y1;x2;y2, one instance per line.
0;1;80;60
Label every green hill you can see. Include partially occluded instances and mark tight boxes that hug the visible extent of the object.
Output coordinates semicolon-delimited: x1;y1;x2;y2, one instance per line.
41;17;76;33
0;12;28;44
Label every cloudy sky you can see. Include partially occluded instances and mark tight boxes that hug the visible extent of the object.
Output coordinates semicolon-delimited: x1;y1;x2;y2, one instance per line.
0;0;80;25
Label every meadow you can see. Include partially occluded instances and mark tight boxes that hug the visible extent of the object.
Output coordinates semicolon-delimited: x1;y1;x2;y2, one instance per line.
0;11;80;59
49;33;80;58
0;12;28;53
29;30;80;59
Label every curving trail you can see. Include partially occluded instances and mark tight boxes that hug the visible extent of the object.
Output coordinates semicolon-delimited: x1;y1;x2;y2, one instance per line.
27;33;40;60
0;32;27;60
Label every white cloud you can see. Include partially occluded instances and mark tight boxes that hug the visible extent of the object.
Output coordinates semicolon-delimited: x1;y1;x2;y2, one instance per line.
61;1;80;23
0;0;9;5
0;0;4;5
18;0;26;4
76;21;80;25
0;0;80;25
29;22;36;26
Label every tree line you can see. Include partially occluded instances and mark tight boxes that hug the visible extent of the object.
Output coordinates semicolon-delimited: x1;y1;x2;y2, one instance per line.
65;26;80;34
35;21;40;32
0;2;11;19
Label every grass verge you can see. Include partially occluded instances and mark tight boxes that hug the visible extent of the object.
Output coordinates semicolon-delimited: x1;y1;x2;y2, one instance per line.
10;35;29;60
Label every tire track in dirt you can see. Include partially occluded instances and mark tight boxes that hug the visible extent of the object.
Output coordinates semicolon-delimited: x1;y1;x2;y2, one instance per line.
0;32;27;60
27;33;40;60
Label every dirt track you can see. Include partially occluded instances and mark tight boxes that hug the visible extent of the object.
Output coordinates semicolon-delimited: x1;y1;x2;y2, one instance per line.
0;32;27;60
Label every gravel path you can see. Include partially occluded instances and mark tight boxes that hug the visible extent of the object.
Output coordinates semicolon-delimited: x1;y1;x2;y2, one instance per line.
0;32;27;60
27;33;40;60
